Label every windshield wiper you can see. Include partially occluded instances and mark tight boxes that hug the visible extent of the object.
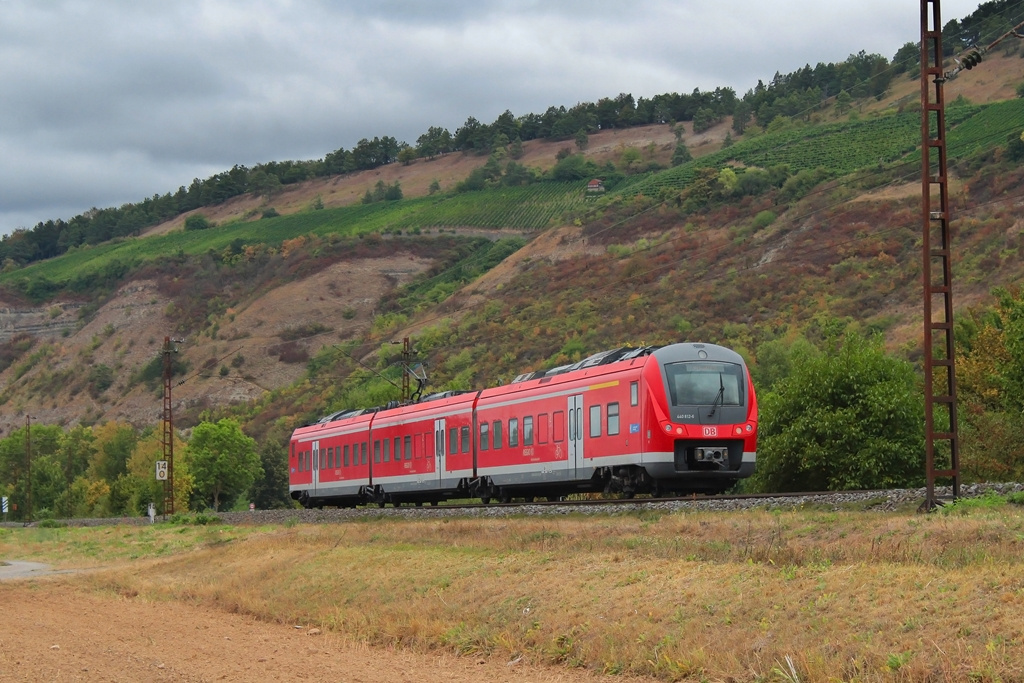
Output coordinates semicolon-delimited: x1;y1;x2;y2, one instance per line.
707;373;725;418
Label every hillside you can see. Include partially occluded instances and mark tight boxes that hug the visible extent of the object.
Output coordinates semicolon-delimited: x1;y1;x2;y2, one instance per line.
0;52;1023;439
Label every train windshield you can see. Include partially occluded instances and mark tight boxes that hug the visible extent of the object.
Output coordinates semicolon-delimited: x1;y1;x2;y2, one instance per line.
664;361;744;407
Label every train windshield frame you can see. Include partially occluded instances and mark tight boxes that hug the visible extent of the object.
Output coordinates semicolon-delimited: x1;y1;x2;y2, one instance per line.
664;361;744;407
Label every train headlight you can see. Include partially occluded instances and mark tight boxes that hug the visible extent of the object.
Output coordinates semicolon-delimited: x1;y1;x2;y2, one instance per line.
746;424;753;432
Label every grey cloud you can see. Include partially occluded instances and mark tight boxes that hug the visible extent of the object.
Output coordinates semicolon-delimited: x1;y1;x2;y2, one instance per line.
0;0;987;234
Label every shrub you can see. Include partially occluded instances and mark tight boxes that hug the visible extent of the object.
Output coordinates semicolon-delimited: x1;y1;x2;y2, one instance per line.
751;333;925;492
184;214;212;231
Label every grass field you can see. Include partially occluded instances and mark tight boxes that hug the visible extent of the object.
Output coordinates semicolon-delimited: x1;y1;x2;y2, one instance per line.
3;497;1024;682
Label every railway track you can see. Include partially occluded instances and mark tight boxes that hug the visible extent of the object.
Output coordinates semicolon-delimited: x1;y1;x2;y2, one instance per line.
7;483;1020;529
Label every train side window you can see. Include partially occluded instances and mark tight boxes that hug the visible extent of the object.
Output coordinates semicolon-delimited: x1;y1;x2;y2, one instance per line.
383;438;391;463
608;402;620;436
493;421;503;449
590;405;602;438
361;442;367;465
509;418;519;448
415;433;423;459
320;448;326;469
449;427;458;455
553;411;564;442
537;413;549;444
374;440;381;464
394;437;402;462
630;381;639;406
330;447;337;468
479;422;490;451
461;426;471;453
404;435;412;460
344;444;350;467
523;416;534;446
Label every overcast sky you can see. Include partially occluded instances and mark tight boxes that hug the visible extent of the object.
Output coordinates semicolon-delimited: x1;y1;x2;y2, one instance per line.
0;0;984;237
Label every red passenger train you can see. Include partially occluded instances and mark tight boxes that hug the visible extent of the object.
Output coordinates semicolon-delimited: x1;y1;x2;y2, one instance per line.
289;342;757;507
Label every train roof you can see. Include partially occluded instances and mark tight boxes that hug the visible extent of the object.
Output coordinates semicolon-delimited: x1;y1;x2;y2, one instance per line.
304;343;741;428
307;390;475;426
510;345;660;384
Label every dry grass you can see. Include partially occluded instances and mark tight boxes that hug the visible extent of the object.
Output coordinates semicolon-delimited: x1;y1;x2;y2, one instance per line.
3;504;1024;681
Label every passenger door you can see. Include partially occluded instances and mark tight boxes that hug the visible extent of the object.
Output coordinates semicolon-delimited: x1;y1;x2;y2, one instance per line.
568;395;584;473
433;418;446;483
311;440;320;495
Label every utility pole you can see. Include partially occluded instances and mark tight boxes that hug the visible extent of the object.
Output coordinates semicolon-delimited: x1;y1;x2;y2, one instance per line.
920;0;960;510
24;414;32;523
162;337;178;515
401;337;412;403
919;1;1024;511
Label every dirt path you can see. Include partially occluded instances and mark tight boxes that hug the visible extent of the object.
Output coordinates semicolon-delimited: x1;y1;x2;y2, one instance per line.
0;580;650;683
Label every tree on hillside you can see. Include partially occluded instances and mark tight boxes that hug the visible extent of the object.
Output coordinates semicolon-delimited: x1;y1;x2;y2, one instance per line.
187;418;260;512
574;128;589;151
508;136;524;160
732;102;752;135
835;90;852;115
671;143;692;167
397;146;417;166
750;333;924;492
247;170;282;199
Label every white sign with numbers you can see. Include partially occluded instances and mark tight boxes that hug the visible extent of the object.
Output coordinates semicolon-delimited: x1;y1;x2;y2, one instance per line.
155;460;168;481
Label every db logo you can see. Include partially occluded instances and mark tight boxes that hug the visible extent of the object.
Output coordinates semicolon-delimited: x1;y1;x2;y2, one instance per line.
702;426;718;437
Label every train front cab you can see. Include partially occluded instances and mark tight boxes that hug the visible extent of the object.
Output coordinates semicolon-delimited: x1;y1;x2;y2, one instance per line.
640;343;757;494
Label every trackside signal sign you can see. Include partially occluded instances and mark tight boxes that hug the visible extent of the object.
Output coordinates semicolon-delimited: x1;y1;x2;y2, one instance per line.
155;461;168;481
1;496;7;514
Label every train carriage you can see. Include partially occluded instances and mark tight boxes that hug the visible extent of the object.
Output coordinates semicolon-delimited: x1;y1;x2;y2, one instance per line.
290;409;373;508
366;391;478;506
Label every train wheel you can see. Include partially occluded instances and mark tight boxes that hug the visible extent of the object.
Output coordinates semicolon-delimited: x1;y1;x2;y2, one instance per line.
480;496;491;504
499;489;511;504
